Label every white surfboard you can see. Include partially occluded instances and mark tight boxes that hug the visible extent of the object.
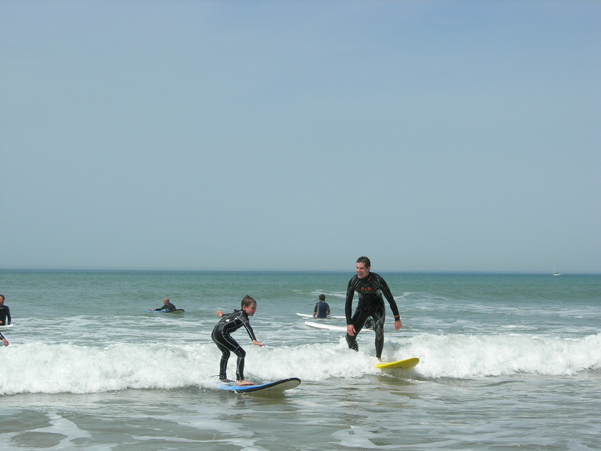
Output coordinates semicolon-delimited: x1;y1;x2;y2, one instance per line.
0;323;14;331
296;313;345;319
304;321;348;332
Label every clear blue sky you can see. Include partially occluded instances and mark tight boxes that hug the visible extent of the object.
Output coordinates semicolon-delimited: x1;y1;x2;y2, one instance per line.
1;1;600;273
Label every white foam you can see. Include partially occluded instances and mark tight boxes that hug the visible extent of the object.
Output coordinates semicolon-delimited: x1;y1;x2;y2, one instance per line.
2;332;600;395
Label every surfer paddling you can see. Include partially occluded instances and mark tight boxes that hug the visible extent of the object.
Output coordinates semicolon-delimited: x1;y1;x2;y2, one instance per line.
152;298;176;312
345;256;402;361
212;295;264;386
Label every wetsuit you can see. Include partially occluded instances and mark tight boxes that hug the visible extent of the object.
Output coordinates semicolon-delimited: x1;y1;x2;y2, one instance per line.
314;301;330;318
0;331;5;341
345;272;400;359
211;310;257;382
156;302;176;311
0;304;11;326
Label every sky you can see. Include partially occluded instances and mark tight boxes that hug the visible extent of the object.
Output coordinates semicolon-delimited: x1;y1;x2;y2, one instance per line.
1;0;600;273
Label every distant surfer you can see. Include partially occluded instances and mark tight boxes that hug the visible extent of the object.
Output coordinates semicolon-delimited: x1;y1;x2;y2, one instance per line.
345;256;402;360
0;295;11;326
212;295;264;386
152;298;176;312
313;294;330;318
0;331;8;346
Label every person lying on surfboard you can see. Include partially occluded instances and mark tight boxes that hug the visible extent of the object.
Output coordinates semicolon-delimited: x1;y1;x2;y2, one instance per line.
151;298;176;312
345;256;402;361
212;295;264;386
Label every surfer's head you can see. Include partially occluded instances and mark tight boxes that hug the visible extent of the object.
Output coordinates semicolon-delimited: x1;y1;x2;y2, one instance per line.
241;295;257;316
0;295;4;304
356;256;371;279
319;294;326;302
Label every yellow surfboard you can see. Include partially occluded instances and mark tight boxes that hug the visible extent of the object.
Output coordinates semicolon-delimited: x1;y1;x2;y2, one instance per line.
375;357;419;370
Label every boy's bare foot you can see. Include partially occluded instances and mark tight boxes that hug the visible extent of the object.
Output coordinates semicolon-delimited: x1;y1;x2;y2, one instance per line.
236;380;254;386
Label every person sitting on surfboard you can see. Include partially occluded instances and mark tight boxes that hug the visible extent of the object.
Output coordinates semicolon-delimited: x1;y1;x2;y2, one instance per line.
345;256;402;360
0;331;8;346
212;295;264;386
152;298;176;312
0;295;11;327
313;294;330;318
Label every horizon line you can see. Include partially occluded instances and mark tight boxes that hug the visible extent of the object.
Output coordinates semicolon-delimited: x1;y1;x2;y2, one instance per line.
1;267;598;276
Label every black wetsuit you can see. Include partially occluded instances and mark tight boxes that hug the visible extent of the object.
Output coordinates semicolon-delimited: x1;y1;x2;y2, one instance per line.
313;301;330;318
0;304;11;326
345;272;400;359
0;331;5;341
156;302;176;311
211;310;257;381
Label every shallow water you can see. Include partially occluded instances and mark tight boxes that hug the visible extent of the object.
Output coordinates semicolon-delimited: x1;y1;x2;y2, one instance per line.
1;270;600;450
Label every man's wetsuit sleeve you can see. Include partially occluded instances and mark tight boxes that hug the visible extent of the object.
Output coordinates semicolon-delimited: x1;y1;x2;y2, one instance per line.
6;307;10;325
380;276;401;320
345;278;355;324
0;332;4;340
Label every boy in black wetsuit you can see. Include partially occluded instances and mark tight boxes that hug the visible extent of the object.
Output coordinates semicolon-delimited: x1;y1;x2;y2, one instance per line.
152;298;176;311
345;256;402;360
212;295;264;386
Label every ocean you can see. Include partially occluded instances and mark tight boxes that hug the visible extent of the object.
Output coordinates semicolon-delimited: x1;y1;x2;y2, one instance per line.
0;270;599;450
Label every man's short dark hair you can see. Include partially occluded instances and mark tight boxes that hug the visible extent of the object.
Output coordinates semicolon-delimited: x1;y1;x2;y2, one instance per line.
356;256;371;268
319;294;326;301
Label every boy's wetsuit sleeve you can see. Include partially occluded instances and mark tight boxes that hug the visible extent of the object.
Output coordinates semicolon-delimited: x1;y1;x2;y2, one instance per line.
243;321;257;342
219;310;257;342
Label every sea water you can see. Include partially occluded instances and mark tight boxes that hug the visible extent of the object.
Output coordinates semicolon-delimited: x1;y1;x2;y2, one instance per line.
0;270;600;450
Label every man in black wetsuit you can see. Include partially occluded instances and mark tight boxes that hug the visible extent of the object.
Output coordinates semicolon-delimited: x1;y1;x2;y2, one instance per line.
212;295;264;386
152;298;176;312
345;256;402;360
0;295;11;327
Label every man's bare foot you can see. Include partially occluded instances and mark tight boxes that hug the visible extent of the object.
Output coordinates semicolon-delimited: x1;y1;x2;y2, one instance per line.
236;380;254;386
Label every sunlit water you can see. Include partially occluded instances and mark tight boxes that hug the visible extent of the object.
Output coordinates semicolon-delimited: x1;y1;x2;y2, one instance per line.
1;270;599;450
